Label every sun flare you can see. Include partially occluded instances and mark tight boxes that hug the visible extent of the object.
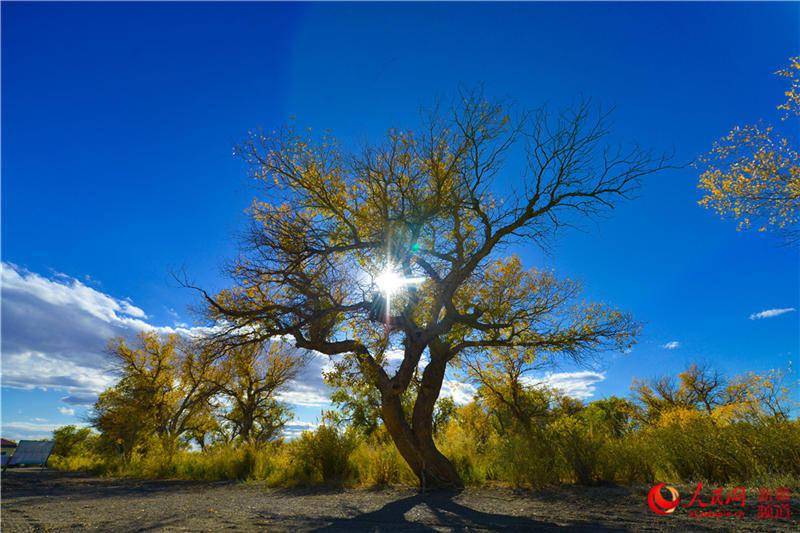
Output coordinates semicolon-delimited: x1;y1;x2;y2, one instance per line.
375;268;406;296
374;264;424;318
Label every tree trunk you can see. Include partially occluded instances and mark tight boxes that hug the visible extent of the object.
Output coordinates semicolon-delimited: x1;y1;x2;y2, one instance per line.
240;413;253;443
379;346;463;490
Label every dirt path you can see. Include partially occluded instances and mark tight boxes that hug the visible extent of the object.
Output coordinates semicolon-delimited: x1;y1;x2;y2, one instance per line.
1;469;796;531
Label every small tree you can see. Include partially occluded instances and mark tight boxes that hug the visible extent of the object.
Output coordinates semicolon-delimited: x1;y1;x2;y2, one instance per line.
214;341;303;444
93;332;220;454
200;93;669;487
632;363;727;420
51;425;96;458
734;369;794;422
632;363;794;424
92;386;148;461
458;266;612;433
463;343;554;433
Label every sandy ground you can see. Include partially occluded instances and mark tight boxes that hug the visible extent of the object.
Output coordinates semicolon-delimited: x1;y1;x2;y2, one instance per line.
1;469;797;532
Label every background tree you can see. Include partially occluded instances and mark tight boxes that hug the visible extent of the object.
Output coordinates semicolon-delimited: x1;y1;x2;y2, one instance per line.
632;363;795;424
632;363;729;421
735;368;794;422
92;332;220;454
698;56;800;242
51;425;97;459
185;410;221;451
199;93;670;487
324;358;393;437
214;341;303;444
91;386;148;461
463;344;554;433
457;265;619;433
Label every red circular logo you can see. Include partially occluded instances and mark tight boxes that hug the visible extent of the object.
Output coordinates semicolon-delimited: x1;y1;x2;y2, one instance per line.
647;483;680;515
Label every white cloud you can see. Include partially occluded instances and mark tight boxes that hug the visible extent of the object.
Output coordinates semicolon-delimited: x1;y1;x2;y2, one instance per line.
1;420;74;441
276;387;331;408
0;263;213;405
0;263;337;425
1;264;149;324
282;420;318;439
440;380;477;405
662;341;680;350
276;351;334;408
1;263;332;436
3;421;61;433
749;308;796;320
2;350;116;396
524;371;606;401
384;349;405;362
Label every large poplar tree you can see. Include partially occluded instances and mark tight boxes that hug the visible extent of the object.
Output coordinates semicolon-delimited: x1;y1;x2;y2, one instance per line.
200;94;669;487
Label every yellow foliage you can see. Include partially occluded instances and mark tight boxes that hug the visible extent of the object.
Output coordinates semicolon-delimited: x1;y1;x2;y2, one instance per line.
698;57;800;240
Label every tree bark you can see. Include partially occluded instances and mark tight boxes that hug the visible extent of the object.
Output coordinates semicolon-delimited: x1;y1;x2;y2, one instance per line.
379;343;463;490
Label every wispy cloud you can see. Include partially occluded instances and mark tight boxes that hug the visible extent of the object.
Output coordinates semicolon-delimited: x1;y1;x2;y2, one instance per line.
749;308;796;320
662;341;680;350
523;371;606;400
282;420;319;439
384;349;405;362
0;263;341;433
2;263;143;402
1;420;87;441
61;394;98;406
276;387;331;408
440;380;477;405
276;351;334;408
0;263;232;405
3;421;62;433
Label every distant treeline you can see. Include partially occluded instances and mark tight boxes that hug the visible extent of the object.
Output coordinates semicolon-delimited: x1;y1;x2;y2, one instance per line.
50;346;798;488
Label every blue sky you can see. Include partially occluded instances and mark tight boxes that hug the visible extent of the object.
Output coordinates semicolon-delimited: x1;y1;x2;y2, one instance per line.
2;2;798;440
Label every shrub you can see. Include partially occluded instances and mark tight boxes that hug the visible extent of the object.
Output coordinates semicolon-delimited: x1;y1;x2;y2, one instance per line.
550;415;605;485
493;430;560;488
597;433;656;485
49;453;109;475
171;443;276;481
437;419;492;485
267;423;357;486
47;373;799;490
351;431;416;486
51;425;97;458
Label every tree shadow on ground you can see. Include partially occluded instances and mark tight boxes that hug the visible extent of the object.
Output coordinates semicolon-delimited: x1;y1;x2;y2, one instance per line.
314;490;624;531
1;469;234;503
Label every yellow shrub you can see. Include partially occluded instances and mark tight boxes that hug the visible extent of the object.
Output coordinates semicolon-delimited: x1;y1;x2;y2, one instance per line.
351;436;416;486
49;453;109;475
266;424;357;486
437;420;492;485
493;431;560;488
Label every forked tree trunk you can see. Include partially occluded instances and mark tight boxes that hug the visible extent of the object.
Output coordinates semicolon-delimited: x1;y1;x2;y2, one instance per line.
379;351;463;489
